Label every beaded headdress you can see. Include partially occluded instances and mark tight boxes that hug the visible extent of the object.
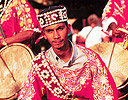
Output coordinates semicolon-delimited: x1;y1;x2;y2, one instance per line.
37;5;68;28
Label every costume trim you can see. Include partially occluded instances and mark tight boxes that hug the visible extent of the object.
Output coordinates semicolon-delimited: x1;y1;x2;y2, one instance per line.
33;52;71;99
37;6;68;28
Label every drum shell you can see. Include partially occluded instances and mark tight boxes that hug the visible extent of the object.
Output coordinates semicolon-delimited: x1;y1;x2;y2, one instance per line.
90;42;128;100
0;43;34;99
90;42;128;87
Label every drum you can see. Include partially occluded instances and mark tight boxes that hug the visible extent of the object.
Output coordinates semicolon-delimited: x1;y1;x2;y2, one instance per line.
0;43;34;99
90;42;128;99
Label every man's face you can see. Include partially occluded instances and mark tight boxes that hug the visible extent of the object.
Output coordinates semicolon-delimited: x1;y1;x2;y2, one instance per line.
43;22;70;50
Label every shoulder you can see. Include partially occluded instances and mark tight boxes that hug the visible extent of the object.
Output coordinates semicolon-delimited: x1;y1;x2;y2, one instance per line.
79;26;92;37
76;44;99;57
76;44;106;67
32;52;46;63
93;26;102;31
80;26;92;32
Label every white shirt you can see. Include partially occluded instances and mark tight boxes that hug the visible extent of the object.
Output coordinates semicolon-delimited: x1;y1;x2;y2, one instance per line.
79;26;107;48
47;42;87;70
102;17;117;35
102;17;117;33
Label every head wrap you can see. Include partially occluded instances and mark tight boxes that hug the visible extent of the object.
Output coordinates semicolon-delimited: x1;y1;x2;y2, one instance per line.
37;5;68;28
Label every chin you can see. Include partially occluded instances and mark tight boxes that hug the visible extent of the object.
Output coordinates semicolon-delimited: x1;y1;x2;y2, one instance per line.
54;44;65;50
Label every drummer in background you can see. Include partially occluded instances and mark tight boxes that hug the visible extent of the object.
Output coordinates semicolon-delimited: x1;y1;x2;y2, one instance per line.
0;0;39;54
17;5;119;100
102;0;128;49
78;14;110;48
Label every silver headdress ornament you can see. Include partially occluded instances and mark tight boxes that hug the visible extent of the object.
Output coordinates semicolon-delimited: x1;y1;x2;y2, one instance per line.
37;6;68;28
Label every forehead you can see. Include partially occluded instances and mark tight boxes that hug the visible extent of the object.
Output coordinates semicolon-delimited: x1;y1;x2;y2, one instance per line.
44;22;66;30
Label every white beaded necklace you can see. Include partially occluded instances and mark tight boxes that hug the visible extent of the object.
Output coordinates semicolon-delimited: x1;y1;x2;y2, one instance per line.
0;0;13;19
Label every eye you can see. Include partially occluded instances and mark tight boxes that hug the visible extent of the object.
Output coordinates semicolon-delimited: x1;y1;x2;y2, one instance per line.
45;29;53;33
57;26;64;31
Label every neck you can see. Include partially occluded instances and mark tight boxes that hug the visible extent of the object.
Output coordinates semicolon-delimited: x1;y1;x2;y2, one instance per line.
91;24;96;28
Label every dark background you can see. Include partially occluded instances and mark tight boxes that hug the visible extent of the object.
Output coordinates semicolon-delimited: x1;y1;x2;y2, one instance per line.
29;0;108;30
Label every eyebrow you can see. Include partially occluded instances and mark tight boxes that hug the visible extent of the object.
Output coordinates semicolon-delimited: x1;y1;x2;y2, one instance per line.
45;25;64;30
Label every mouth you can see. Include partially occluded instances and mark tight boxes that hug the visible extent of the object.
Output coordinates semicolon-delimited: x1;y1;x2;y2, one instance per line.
53;39;63;44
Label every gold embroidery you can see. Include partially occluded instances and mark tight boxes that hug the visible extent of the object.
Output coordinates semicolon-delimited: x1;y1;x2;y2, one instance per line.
25;8;30;12
27;19;32;23
21;0;26;4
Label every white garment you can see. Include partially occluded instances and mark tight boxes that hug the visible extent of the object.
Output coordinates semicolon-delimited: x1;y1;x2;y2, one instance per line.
102;17;117;33
47;41;87;70
79;26;107;48
72;33;77;44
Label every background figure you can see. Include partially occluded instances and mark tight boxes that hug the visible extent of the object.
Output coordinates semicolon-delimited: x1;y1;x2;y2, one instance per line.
78;14;109;48
0;0;39;99
0;0;39;53
72;27;79;44
102;0;128;49
67;18;80;44
102;0;128;99
71;18;85;46
17;5;118;100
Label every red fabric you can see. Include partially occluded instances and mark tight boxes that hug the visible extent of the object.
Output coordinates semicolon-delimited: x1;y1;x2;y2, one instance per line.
102;0;128;43
0;0;38;44
17;45;119;100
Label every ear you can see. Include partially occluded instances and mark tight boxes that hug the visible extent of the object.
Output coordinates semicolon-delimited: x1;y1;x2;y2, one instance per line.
44;35;48;40
42;31;47;39
67;24;71;34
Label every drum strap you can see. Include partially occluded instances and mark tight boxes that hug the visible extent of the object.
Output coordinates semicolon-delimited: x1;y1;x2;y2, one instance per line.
34;52;71;99
108;37;116;69
85;27;95;47
0;24;6;39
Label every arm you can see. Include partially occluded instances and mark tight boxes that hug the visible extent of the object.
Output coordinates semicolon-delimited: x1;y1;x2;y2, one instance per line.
0;30;34;47
102;36;110;42
102;0;118;33
102;0;126;38
108;22;126;37
0;0;38;48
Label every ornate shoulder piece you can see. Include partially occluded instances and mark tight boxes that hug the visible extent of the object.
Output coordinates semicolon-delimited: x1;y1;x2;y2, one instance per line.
33;52;71;99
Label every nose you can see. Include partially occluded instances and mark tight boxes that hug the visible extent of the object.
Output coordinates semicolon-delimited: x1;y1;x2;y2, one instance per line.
53;30;60;39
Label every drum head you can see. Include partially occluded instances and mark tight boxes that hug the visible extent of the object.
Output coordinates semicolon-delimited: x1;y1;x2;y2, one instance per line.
0;43;34;99
90;42;128;87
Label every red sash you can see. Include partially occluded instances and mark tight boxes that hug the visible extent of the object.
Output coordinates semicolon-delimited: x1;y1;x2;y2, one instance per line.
34;52;72;99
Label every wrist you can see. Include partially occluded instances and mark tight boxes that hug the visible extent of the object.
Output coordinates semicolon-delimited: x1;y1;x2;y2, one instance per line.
1;40;7;46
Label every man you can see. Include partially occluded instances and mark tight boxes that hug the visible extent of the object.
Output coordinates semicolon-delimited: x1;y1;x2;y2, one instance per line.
0;0;38;50
102;0;128;48
78;14;109;48
17;5;118;100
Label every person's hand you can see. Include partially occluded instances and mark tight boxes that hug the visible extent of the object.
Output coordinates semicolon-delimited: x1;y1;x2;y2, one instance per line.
109;22;125;37
0;40;7;49
112;28;126;38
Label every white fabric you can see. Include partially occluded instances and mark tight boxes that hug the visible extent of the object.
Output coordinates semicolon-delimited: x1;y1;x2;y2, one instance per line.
72;33;77;44
79;26;107;48
102;17;117;32
47;41;87;70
